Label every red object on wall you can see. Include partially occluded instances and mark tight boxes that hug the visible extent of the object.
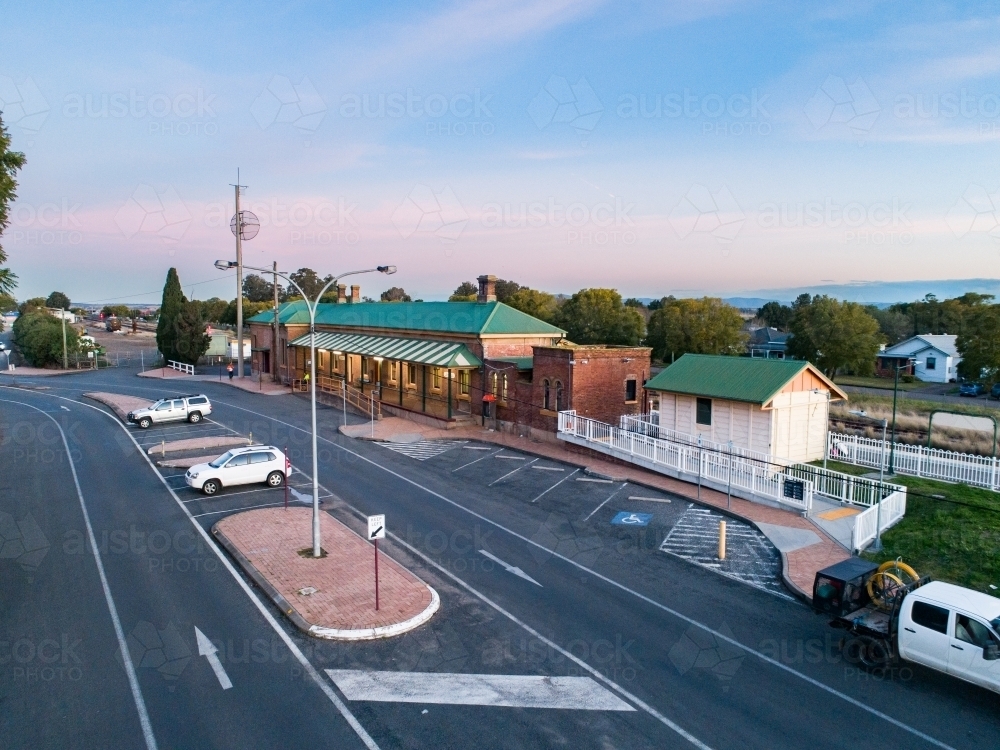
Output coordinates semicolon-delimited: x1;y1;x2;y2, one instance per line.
482;394;497;402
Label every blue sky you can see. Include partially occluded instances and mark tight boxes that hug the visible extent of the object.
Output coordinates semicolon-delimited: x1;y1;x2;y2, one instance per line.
3;1;1000;305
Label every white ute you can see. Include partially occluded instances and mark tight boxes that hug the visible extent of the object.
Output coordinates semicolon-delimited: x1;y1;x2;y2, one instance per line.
128;395;212;429
185;446;287;495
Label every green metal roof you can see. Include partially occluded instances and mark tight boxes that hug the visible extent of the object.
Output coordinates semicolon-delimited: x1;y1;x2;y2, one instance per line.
288;331;482;368
645;354;818;404
248;300;565;337
492;356;533;371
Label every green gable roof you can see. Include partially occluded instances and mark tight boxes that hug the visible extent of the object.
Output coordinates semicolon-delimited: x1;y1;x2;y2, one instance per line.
645;354;817;404
248;300;565;337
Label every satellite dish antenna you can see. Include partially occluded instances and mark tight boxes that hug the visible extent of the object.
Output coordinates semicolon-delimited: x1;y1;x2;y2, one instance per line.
230;210;260;240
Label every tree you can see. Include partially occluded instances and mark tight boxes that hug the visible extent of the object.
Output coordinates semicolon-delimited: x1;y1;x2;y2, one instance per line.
12;311;79;367
380;286;411;302
786;295;883;377
645;297;746;361
170;301;211;365
757;301;793;331
101;304;131;318
556;289;644;345
18;297;46;315
199;297;229;323
243;274;283;303
494;279;521;303
156;268;186;362
449;281;477;301
506;287;560;322
46;291;70;310
867;306;911;347
956;305;1000;382
0;292;15;312
219;298;272;325
0;114;26;296
288;267;332;299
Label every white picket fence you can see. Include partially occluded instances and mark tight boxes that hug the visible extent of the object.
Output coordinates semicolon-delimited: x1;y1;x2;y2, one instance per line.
167;360;195;375
851;489;907;552
561;410;815;512
828;431;1000;492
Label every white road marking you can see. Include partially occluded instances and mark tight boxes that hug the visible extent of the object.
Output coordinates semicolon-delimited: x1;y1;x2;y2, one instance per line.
289;486;311;503
584;483;629;521
531;465;564;471
488;458;538;486
530;468;580;503
493;455;526;460
462;446;492;450
191;501;293;518
0;399;159;750
175;395;961;750
380;440;462;461
576;477;612;483
326;671;632;711
452;449;502;472
195;627;233;690
60;405;70;411
32;394;383;750
629;496;671;503
478;549;542;586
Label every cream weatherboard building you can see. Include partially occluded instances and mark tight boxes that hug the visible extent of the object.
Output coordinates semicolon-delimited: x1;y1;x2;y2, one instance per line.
644;354;847;463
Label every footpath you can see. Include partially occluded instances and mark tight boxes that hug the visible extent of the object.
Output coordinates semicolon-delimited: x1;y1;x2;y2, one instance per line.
343;417;849;600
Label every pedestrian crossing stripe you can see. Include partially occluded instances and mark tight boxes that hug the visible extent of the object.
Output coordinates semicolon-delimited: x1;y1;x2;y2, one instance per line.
379;440;465;461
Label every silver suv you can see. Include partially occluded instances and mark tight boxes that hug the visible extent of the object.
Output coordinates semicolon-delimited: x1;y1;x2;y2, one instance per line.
128;394;212;429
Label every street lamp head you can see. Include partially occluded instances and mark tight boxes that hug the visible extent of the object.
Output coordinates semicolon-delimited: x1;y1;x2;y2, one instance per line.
377;265;397;275
215;260;237;270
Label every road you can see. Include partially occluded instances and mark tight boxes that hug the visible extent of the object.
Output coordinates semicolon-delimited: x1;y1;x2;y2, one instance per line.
1;367;998;749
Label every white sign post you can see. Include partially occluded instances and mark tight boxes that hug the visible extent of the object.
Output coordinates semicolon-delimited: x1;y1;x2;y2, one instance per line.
367;515;385;611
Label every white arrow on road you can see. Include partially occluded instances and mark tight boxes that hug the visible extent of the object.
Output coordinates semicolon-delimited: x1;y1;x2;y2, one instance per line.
478;549;541;586
195;627;232;690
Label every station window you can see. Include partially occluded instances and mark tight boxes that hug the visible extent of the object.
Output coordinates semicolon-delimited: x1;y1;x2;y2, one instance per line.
625;378;637;402
555;380;564;411
406;363;416;387
433;367;442;391
696;397;712;426
543;379;551;410
501;374;508;403
458;370;470;396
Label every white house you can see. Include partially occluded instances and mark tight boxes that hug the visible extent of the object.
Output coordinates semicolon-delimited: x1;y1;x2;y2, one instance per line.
877;334;959;383
644;354;847;463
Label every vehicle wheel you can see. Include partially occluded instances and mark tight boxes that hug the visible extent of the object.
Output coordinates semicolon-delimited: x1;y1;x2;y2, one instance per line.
842;637;865;665
202;479;221;496
138;417;152;429
188;411;202;424
859;638;892;670
266;471;284;487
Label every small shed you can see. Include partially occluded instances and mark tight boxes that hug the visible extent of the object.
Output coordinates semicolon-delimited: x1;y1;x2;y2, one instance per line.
644;354;847;462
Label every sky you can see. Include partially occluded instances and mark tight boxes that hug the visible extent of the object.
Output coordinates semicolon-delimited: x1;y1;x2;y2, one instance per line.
3;1;1000;306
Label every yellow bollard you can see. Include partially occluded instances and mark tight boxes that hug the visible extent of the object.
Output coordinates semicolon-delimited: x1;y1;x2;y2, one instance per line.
718;520;727;560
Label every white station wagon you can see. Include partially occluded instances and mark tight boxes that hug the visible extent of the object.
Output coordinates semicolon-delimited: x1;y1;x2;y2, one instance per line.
185;446;287;495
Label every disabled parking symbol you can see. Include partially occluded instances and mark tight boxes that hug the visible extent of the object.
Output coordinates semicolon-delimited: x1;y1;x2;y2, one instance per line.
611;511;653;526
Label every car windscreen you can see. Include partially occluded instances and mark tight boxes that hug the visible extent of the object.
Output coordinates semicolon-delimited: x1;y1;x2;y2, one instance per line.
209;451;234;468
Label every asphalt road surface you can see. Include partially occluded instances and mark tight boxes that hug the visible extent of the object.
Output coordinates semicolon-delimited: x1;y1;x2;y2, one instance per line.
2;367;998;750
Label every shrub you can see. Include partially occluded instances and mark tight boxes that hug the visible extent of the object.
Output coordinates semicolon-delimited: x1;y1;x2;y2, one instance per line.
12;311;78;367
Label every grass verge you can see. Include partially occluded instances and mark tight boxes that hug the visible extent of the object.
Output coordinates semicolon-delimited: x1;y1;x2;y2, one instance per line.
834;375;927;391
820;460;1000;596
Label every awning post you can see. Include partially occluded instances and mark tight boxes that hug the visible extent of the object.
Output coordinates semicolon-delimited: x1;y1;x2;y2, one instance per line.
448;368;453;420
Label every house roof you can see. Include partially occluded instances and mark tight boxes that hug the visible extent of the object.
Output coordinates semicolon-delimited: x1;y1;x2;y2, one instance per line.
644;353;847;404
748;327;790;346
288;331;482;368
883;334;958;359
249;300;565;337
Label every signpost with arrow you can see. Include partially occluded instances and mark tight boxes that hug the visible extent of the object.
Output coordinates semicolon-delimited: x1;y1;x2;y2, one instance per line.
367;515;385;611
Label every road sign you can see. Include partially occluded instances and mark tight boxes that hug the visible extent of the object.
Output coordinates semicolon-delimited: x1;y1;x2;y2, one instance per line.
367;514;385;540
611;511;653;526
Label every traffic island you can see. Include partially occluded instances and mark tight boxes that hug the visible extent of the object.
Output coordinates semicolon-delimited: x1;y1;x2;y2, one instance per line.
213;507;439;640
83;392;151;421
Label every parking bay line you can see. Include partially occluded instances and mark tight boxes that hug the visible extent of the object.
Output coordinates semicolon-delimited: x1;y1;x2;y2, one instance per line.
208;396;960;750
452;448;503;473
530;468;580;503
584;483;629;521
531;466;564;471
489;458;538;486
191;501;297;518
629;496;671;503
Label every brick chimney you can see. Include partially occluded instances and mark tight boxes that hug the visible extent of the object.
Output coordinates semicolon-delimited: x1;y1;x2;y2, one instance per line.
350;284;361;303
477;274;497;303
337;284;347;303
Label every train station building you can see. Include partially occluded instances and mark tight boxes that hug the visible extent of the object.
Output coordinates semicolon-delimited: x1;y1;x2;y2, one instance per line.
247;275;651;431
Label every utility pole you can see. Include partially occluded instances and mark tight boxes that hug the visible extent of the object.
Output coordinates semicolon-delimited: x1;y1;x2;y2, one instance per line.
232;174;246;378
273;260;280;383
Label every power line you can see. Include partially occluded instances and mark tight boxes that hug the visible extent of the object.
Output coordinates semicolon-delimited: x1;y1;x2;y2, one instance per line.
76;273;235;305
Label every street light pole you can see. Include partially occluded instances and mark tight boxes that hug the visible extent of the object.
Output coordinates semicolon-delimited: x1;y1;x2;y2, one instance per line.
234;183;245;378
216;259;396;557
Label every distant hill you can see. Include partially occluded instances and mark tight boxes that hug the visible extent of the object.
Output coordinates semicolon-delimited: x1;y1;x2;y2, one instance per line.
738;279;1000;307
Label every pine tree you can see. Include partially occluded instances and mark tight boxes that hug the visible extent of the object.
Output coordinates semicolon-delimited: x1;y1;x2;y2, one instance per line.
172;301;211;365
156;268;186;362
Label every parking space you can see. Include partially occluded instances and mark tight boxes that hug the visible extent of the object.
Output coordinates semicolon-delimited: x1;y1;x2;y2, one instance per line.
370;438;791;600
129;417;242;451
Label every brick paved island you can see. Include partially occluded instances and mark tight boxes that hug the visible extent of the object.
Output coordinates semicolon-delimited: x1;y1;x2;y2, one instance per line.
214;507;439;640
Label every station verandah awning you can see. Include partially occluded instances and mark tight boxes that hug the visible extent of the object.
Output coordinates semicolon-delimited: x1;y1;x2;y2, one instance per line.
288;331;482;369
